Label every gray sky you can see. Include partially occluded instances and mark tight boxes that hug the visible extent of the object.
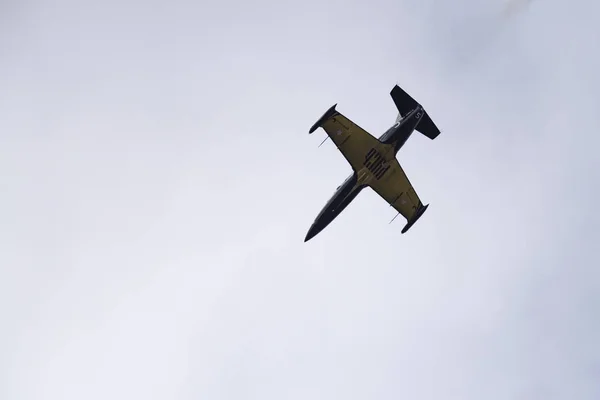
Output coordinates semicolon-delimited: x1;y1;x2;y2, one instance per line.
1;0;599;399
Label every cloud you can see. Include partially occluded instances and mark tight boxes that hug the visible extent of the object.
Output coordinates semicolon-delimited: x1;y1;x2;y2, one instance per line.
502;0;534;18
1;0;598;399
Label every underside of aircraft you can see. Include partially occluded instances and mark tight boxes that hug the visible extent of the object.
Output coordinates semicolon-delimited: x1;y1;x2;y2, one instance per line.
304;84;441;242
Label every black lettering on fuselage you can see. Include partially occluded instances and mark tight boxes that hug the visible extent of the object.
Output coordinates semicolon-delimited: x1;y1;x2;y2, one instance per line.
363;148;390;180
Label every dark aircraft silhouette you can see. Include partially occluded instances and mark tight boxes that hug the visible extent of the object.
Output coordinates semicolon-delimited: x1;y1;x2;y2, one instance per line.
305;85;441;242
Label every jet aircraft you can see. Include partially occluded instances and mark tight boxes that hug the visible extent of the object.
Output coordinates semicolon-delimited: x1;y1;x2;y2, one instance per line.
304;84;441;242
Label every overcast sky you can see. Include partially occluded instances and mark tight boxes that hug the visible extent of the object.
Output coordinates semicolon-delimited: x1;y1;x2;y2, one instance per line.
1;0;599;399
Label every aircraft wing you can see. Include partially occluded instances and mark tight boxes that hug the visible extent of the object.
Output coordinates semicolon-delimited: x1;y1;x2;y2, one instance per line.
368;158;430;233
309;104;380;171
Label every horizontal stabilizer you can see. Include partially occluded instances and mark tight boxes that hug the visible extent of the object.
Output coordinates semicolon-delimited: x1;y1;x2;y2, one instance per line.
391;85;441;140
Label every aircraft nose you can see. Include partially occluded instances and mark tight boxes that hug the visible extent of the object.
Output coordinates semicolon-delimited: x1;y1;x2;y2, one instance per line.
304;224;318;242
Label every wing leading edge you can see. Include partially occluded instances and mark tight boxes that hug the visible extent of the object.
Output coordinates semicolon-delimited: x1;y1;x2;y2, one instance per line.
368;158;429;233
309;104;380;172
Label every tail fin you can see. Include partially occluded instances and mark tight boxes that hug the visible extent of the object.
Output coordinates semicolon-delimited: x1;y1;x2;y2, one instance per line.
391;85;441;140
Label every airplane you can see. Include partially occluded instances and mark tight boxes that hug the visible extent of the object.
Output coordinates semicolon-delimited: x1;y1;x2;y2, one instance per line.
304;84;441;242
